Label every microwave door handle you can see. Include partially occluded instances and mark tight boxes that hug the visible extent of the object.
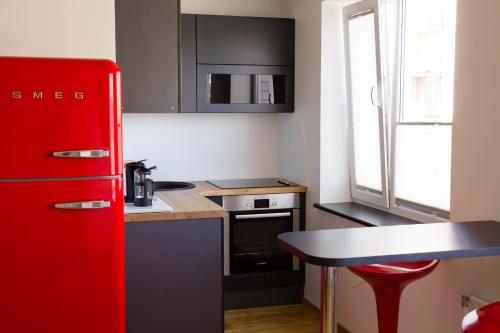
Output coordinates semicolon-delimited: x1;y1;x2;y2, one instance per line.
234;212;291;220
54;200;111;209
53;150;109;158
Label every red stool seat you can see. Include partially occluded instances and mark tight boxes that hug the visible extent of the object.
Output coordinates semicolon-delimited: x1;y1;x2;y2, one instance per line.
462;302;500;333
349;260;439;333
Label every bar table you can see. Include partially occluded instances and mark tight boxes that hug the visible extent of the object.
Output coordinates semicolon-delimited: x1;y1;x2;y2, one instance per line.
278;220;500;333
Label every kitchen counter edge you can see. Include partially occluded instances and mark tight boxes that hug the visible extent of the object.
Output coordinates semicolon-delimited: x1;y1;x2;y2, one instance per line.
125;181;307;222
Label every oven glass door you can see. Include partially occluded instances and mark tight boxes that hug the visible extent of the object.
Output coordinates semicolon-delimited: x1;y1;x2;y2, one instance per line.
230;210;293;275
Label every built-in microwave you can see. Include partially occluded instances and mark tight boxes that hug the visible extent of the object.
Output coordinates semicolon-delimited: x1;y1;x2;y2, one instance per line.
197;64;294;113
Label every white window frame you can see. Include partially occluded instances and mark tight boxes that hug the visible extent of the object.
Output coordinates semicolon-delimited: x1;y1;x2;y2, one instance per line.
387;0;452;223
343;0;391;208
343;0;454;223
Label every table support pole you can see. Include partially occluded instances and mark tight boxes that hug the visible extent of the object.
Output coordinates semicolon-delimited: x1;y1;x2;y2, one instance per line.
320;266;338;333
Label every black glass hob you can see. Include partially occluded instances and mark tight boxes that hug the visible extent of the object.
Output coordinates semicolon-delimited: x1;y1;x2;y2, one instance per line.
208;178;296;189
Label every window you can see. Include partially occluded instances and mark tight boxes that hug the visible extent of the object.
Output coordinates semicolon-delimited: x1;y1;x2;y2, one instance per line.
343;0;457;220
343;0;389;207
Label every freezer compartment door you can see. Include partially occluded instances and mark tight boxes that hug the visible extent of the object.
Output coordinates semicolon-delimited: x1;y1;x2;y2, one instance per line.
0;179;124;333
0;57;122;179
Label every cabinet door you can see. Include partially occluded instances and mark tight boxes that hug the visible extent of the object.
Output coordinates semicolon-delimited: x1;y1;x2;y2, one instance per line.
0;179;124;333
126;219;223;333
180;14;197;113
116;0;179;113
197;15;295;66
0;58;122;179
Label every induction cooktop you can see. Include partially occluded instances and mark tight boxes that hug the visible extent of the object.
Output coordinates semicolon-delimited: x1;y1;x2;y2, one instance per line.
208;178;297;189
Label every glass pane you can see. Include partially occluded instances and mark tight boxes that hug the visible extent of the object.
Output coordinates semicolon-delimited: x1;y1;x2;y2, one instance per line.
394;124;452;211
207;74;286;104
400;0;457;122
347;12;383;192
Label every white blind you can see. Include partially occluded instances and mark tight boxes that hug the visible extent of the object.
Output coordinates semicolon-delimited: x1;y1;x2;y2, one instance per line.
347;12;383;192
392;0;456;213
394;125;452;211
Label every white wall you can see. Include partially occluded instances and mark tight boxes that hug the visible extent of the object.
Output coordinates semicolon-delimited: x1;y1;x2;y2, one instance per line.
0;0;115;60
123;113;282;180
181;0;286;17
450;0;500;222
122;0;289;181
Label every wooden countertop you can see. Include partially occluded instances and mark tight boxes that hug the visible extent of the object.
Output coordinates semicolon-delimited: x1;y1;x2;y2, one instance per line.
125;181;307;223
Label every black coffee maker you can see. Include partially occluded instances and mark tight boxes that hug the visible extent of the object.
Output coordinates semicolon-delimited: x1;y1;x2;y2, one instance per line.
124;160;146;203
133;165;157;207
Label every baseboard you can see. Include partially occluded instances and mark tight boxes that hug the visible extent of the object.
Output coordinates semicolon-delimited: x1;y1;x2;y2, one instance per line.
303;298;352;333
224;285;303;310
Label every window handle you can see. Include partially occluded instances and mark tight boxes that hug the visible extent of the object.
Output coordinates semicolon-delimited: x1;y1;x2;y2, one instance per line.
370;86;379;108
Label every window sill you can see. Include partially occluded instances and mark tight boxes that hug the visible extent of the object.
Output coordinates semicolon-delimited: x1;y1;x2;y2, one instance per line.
313;202;422;227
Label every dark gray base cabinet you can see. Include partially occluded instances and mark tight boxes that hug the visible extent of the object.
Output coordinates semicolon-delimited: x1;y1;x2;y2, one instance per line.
125;218;223;333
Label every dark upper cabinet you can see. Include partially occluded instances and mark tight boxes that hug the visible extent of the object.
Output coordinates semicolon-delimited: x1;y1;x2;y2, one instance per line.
196;15;295;66
181;14;295;113
115;0;179;113
180;14;197;113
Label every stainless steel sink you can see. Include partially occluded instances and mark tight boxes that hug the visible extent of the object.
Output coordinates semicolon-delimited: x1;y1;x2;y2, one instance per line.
154;181;196;191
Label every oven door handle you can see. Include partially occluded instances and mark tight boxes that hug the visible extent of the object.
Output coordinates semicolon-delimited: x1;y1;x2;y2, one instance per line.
234;212;291;220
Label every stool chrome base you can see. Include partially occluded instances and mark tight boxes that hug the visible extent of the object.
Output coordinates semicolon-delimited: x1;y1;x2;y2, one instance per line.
321;267;338;333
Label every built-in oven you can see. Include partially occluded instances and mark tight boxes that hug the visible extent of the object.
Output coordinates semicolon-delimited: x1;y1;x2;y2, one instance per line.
223;193;300;276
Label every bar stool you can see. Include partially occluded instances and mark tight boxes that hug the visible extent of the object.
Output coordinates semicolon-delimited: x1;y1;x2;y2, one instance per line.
349;260;439;333
462;302;500;332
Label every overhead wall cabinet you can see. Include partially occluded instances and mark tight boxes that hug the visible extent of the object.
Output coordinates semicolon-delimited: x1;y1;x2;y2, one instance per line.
181;14;295;113
115;4;294;114
115;0;179;113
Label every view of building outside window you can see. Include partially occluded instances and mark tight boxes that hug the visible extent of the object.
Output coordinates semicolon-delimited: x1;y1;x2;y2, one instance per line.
402;0;455;123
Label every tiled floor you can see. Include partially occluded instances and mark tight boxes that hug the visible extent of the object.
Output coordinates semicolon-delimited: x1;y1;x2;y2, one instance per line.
224;303;320;333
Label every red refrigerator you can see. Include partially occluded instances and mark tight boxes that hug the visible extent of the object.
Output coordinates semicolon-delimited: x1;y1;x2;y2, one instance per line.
0;57;125;333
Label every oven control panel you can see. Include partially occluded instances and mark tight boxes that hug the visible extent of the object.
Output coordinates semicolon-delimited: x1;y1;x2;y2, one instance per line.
223;193;299;211
253;199;276;209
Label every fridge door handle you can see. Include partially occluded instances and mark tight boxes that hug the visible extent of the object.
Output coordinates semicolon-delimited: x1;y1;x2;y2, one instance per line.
54;200;111;209
52;150;110;158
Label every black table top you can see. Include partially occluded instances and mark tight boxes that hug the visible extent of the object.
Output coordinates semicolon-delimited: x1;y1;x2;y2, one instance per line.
314;202;420;227
278;220;500;267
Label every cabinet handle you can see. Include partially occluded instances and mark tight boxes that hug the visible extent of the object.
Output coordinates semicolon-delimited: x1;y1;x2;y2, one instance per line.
235;212;291;220
53;150;109;158
54;200;110;209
